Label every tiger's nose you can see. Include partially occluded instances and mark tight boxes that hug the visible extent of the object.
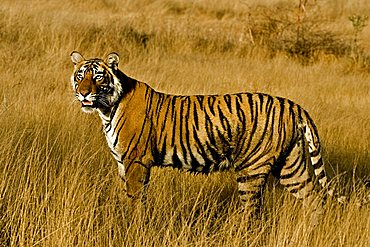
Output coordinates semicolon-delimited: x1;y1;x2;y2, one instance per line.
79;90;90;97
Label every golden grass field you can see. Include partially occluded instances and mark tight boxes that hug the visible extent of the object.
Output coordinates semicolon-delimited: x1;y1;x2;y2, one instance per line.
1;0;370;246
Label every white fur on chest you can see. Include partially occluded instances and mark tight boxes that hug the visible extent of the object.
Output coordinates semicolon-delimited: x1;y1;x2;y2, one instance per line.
104;124;121;160
103;123;126;179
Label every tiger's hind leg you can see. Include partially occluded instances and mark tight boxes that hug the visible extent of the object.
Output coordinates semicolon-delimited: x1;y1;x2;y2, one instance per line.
236;163;271;220
277;135;323;225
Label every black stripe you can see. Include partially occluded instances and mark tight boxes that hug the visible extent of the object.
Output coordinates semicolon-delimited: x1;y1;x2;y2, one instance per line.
310;149;320;157
179;98;189;164
235;96;246;123
236;93;243;104
204;140;220;163
145;89;154;113
248;93;254;122
155;93;165;116
113;118;127;147
139;123;153;162
109;103;120;126
282;154;301;171
121;133;137;159
196;95;204;110
113;113;126;135
288;100;296;130
312;158;323;170
193;102;199;130
287;177;312;194
172;146;183;169
296;102;304;123
233;96;257;161
315;170;326;180
218;105;232;141
208;96;216;115
246;98;274;160
277;97;285;128
144;85;151;99
156;136;167;164
183;98;201;168
223;94;233;113
159;97;172;140
123;117;148;160
205;111;216;145
216;128;228;148
171;97;177;146
276;97;286;152
280;159;306;180
258;94;265;112
265;95;274;114
192;125;212;164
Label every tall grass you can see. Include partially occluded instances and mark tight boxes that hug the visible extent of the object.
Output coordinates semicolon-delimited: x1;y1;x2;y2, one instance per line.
0;0;369;246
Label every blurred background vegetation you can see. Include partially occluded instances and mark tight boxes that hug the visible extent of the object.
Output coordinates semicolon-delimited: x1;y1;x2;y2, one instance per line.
0;0;369;246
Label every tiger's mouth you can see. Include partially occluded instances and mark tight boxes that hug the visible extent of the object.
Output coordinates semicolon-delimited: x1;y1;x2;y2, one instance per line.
81;100;94;107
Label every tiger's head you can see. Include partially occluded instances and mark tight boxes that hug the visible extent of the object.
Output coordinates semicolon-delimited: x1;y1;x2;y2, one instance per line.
70;51;123;113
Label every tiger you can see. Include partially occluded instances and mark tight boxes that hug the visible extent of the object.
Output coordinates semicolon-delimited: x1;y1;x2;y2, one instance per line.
70;51;343;217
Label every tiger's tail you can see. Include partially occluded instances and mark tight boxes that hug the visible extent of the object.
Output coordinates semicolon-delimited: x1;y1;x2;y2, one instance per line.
305;118;370;206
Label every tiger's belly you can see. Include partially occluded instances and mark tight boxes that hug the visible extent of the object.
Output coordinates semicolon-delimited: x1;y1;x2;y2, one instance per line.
158;143;233;174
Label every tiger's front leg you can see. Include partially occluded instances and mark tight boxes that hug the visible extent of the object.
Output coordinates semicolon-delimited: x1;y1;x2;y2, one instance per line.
119;161;151;203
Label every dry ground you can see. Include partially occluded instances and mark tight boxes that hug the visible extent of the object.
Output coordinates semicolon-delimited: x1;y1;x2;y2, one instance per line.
0;0;369;246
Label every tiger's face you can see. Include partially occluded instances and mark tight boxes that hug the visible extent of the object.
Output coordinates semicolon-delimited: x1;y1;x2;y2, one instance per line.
70;51;122;113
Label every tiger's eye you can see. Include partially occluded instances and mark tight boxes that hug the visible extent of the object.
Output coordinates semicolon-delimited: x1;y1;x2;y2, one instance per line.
95;75;103;81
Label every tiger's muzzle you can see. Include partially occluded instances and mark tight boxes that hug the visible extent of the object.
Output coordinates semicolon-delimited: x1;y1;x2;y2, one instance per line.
77;92;96;110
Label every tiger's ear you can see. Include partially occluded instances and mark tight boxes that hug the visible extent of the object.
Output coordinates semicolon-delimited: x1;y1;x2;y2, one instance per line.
71;51;85;65
106;52;120;70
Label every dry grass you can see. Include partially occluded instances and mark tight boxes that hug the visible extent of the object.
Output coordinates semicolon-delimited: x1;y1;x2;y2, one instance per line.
0;0;369;246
